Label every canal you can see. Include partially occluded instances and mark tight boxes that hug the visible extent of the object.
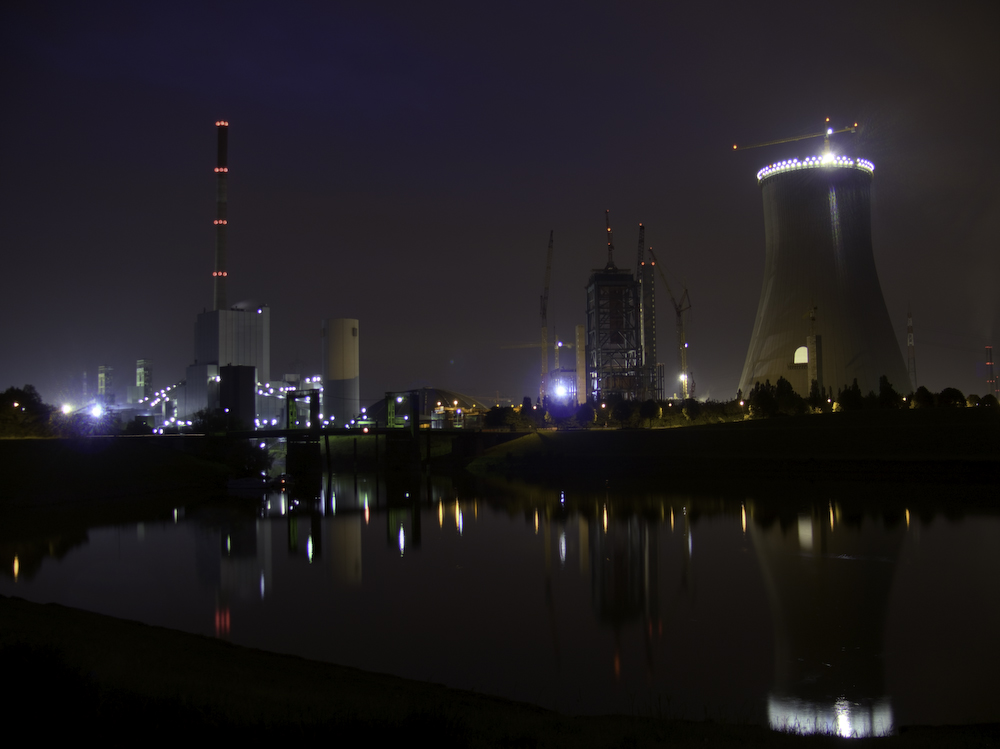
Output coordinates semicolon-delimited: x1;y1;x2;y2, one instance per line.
3;475;998;737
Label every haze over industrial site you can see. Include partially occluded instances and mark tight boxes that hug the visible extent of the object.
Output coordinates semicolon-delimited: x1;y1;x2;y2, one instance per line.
2;2;997;408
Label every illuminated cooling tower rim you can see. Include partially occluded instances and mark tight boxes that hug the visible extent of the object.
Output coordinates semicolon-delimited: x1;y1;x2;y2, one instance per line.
757;155;874;183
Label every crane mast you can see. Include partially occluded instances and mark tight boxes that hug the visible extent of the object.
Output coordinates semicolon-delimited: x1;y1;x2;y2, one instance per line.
539;230;554;402
635;223;645;275
647;246;692;399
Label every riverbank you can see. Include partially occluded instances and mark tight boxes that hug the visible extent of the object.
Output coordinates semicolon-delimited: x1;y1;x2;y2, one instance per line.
1;595;995;747
466;408;1000;490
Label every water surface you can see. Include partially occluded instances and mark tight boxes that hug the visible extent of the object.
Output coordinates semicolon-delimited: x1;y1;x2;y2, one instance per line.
3;477;998;736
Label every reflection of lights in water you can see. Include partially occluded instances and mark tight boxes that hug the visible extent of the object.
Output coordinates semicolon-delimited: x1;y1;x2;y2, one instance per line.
307;535;313;563
603;505;608;533
798;515;813;552
398;526;405;556
259;572;265;599
12;556;18;581
534;510;539;534
670;506;674;531
455;502;463;535
559;531;566;565
830;502;835;531
688;529;693;557
364;497;369;524
905;508;910;527
767;695;893;737
438;502;444;528
560;490;565;505
226;535;231;554
742;504;747;534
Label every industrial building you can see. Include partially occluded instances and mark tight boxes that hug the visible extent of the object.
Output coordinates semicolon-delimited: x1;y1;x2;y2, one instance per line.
126;359;153;404
182;121;273;418
97;365;114;405
585;214;661;403
738;151;908;399
321;318;360;427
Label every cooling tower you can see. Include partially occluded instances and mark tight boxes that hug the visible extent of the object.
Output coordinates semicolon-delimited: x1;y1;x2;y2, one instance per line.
738;155;908;399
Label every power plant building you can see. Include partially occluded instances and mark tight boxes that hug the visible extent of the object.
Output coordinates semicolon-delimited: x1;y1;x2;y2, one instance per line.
586;263;640;402
738;154;908;399
182;120;272;417
321;318;360;426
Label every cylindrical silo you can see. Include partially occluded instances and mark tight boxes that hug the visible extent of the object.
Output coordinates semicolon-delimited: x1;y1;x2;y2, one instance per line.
738;155;908;399
322;318;360;426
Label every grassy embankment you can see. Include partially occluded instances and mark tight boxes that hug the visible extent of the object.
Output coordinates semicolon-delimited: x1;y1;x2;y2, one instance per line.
467;408;1000;490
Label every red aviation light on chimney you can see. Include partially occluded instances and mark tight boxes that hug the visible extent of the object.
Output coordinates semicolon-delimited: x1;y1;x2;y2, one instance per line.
213;219;228;225
212;271;228;277
215;121;229;127
214;167;229;173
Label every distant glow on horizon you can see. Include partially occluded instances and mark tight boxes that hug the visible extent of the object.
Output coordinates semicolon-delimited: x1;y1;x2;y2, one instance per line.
757;155;874;183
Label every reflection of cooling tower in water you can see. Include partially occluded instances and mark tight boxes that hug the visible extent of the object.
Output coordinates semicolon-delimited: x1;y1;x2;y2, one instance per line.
750;507;905;737
739;156;908;398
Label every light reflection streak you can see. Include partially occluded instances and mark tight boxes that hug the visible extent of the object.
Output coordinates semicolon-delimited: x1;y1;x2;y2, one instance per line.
767;695;893;738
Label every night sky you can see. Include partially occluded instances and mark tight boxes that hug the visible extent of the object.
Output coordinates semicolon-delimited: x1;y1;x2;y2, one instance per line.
2;1;997;407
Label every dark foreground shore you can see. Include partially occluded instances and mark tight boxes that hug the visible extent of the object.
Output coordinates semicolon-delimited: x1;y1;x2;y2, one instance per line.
1;595;996;747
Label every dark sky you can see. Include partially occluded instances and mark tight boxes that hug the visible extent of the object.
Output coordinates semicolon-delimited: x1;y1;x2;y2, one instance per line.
2;1;997;407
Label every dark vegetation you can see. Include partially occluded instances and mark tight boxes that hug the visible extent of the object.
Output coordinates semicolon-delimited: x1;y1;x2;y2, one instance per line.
482;376;997;432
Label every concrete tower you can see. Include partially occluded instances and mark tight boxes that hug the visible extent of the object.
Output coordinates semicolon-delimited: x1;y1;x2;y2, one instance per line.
322;318;360;426
738;155;907;398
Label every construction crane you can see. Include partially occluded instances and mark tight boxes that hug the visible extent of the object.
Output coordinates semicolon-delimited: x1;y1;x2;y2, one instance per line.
647;247;692;399
605;209;615;266
733;118;858;153
539;230;554;402
635;223;645;275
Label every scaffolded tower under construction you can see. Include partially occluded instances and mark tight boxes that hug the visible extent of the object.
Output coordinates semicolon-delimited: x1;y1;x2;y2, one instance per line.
586;213;644;402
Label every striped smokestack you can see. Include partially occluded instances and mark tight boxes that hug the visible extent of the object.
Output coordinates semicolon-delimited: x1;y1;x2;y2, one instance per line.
213;120;229;311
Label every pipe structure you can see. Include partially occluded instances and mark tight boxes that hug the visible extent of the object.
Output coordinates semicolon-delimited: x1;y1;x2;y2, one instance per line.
213;120;229;311
739;155;908;399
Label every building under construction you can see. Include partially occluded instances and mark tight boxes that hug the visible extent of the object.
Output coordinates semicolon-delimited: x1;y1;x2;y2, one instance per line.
585;214;662;403
738;149;908;398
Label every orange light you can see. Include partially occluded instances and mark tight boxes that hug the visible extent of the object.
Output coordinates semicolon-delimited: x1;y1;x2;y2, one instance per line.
733;144;737;149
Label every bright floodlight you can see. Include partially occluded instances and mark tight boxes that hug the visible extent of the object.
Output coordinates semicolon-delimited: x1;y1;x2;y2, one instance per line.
90;404;103;418
555;384;568;398
61;404;72;415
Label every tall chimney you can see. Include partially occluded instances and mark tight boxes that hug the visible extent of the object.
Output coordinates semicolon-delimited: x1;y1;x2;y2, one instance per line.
213;120;229;311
